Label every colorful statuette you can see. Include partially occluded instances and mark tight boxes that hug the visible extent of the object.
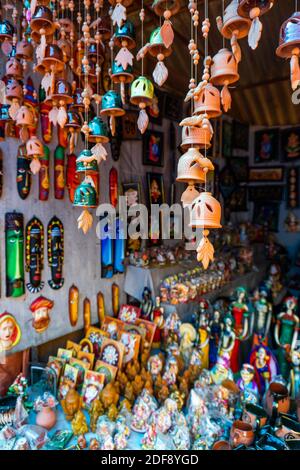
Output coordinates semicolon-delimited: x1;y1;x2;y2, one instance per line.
0;312;21;353
275;296;299;380
16;144;31;200
30;296;54;334
47;216;64;290
39;145;50;201
5;212;25;298
229;287;252;373
25;216;44;293
54;145;65;200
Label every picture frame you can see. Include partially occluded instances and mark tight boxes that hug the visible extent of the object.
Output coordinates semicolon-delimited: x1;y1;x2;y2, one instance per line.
101;316;126;339
249;185;284;202
122;182;142;207
222;120;233;159
254;128;279;163
252;202;280;232
226;186;248;212
57;348;73;362
100;338;125;369
248;166;284;182
232;121;249;151
118;304;141;324
69;357;88;386
58;364;78;400
66;341;81;357
143;130;164;167
79;338;94;354
94;360;118;384
147;172;165;205
77;350;95;370
47;356;65;382
121;111;140;140
85;326;110;358
117;330;141;364
229;157;249;183
281;127;300;161
287;167;300;208
81;370;105;410
135;318;156;349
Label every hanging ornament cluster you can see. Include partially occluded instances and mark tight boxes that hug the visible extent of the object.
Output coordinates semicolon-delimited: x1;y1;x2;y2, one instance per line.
112;20;135;104
178;0;222;270
276;11;300;92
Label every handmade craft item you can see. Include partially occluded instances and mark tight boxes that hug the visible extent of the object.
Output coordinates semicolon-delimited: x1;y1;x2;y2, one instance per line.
5;212;25;298
237;0;275;50
39;145;50;201
16;144;31;200
25;216;44;293
47;216;64;290
26;135;44;174
249;344;278;396
210;48;239;112
0;312;21;352
275;297;299;379
97;291;106;326
229;287;252;373
83;297;91;336
112;283;120;318
30;296;54;334
113;20;135;104
82;370;105;410
289;347;300;400
252;287;272;346
66;153;80;203
69;285;79;327
276;11;300;91
54;145;65;200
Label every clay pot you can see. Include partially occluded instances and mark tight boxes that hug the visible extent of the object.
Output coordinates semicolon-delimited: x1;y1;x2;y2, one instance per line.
264;382;290;417
242;403;268;430
212;440;232;450
36;405;57;430
230;420;255;448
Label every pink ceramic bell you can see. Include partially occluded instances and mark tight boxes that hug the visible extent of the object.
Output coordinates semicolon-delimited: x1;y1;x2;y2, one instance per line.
6;57;23;80
237;0;275;50
15;105;35;141
210;48;239;112
193;83;222;118
181;126;212;151
276;12;300;91
6;79;23;120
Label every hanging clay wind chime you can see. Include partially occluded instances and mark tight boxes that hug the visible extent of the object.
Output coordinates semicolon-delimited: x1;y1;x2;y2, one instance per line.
276;11;300;91
112;20;135;104
237;0;275;50
210;47;239;113
152;0;180;48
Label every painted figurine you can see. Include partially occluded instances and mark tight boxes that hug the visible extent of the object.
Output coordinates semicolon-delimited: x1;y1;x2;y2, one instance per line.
179;323;197;366
163;311;181;349
5;212;25;298
141;287;154;320
289;347;300;400
209;304;223;367
25;217;44;293
16;144;31;200
0;312;21;352
229;287;252;373
47;216;64;289
250;344;278;396
218;313;236;362
151;297;165;348
275;297;299;380
54;145;65;200
61;389;82;421
252;286;272;347
71;409;88;436
30;296;54;333
237;363;259;402
196;312;210;370
162;356;178;386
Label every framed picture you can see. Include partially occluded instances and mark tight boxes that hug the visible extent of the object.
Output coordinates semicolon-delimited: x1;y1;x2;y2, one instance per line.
58;364;78;400
69;357;88;386
147;172;165;205
135;318;156;349
85;327;110;358
222;120;233;159
100;338;125;369
57;348;72;362
149;87;165;125
81;370;105;410
230;157;248;183
47;356;65;382
77;350;95;370
248;166;284;182
249;185;284;202
281;127;300;161
117;330;141;363
253;202;280;232
79;338;93;354
118;305;141;324
226;186;248;212
254;128;279;163
122;182;142;207
143;130;164;167
66;341;81;357
287;167;300;208
164;93;183;122
219;165;237;199
121;111;140;140
233;121;249;151
94;360;118;384
101;316;126;339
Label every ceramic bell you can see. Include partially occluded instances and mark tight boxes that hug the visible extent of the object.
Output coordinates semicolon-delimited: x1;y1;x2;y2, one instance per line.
96;15;111;40
111;61;134;104
237;0;275;50
26;136;44;174
181;125;212;151
210;48;239;112
88;116;109;143
149;27;172;86
16;37;34;63
0;19;14;42
70;88;85;113
0;104;12;122
15;105;35;141
41;44;64;72
6;48;23;80
76;149;99;174
193;83;222;118
57;37;72;64
65;111;81;152
5;79;23;120
276;12;300;91
114;20;136;49
130;76;154;134
74;176;97;234
101;90;125;136
30;5;55;36
50;79;73;128
216;0;251;62
176;147;207;184
152;0;180;16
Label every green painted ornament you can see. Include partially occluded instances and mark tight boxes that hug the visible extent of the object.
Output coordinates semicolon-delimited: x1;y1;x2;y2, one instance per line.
130;76;154;135
73;178;97;208
114;20;136;49
100;90;125;136
111;61;134;83
88;116;109;143
76;149;99;174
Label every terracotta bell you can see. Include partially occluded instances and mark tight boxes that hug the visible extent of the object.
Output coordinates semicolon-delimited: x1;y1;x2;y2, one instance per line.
16;38;34;62
70;88;84;113
193;83;222;118
181;126;212;151
41;44;64;72
211;48;239;86
130;76;154;106
88;117;109;143
176;147;213;184
96;16;111;41
148;27;172;57
217;0;251;39
88;40;105;65
30;5;55;36
57;38;72;64
6;54;23;80
5;79;23;102
73;178;97;208
26;136;44;157
65;111;81;130
51;79;73;105
190;192;222;229
15;105;35;128
100;90;125;117
276;12;300;90
237;0;274;18
0;19;14;41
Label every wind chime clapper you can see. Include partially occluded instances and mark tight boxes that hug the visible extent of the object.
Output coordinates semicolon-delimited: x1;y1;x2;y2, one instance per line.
276;11;300;92
237;0;275;50
216;0;251;62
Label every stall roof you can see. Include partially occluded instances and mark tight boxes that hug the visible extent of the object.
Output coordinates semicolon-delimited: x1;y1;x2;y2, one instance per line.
128;0;300;126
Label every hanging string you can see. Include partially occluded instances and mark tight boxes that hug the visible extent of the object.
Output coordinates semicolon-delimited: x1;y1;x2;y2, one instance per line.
204;0;209;193
141;0;144;76
194;0;198;113
222;0;225;49
110;8;114;89
84;0;88;151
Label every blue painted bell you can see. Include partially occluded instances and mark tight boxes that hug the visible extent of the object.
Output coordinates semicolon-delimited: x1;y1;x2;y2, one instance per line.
0;19;14;41
114;20;136;49
0;104;12;122
73;178;97;208
76;149;98;174
100;90;125;117
66;111;81;130
111;60;134;84
88;116;109;143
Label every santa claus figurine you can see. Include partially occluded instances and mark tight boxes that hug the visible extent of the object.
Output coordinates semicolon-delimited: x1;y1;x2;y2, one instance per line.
30;296;54;333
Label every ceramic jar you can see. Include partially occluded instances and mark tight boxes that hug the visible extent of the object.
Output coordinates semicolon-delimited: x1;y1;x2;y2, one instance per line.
36;405;57;430
230;420;255;448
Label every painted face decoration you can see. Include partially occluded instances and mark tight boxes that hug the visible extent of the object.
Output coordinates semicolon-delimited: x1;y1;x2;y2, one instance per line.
54;145;65;200
5;212;25;298
47;216;64;290
0;312;21;352
16;144;31;200
39;145;50;201
25;217;44;293
30;296;54;333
